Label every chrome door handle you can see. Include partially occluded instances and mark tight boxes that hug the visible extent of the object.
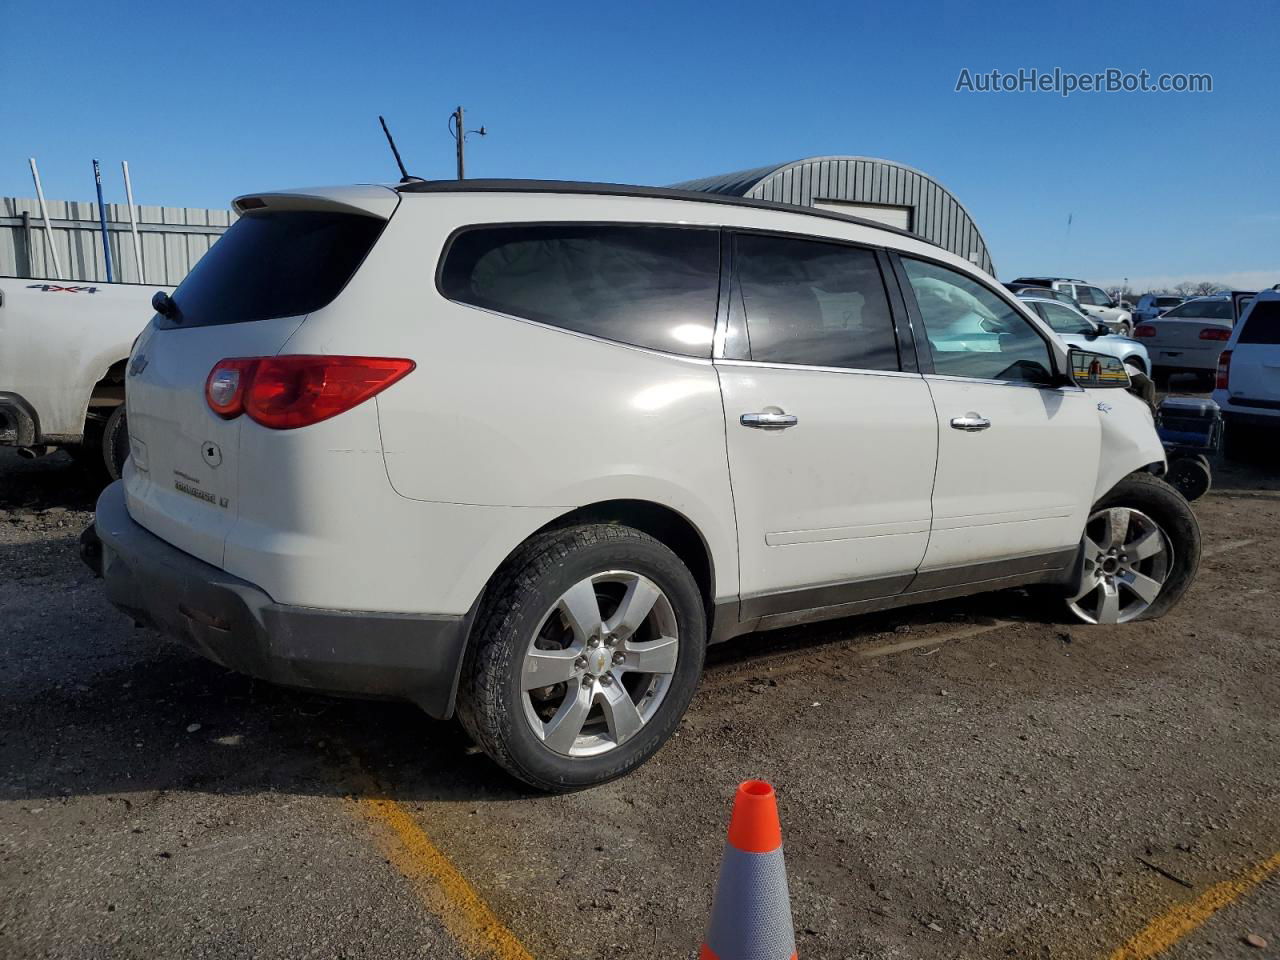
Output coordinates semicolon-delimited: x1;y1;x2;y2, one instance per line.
741;412;798;429
950;413;991;432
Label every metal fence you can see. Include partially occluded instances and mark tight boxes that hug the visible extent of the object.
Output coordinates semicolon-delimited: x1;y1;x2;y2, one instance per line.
0;196;235;286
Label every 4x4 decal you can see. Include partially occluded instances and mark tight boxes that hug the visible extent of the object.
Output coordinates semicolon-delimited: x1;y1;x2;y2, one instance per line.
26;284;100;293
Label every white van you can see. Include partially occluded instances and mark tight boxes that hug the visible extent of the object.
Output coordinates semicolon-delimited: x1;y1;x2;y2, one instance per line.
85;180;1198;790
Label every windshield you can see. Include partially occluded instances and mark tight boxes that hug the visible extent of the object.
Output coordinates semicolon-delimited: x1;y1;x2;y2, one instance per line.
1162;299;1232;321
1038;301;1094;334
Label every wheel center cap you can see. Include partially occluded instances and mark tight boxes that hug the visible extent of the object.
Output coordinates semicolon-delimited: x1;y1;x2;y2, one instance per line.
1102;556;1120;574
590;649;611;676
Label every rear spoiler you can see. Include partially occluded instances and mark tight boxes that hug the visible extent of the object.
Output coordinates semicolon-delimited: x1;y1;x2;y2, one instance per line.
231;184;400;220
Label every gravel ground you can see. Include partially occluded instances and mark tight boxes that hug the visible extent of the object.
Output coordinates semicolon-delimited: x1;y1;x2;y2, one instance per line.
2;442;1277;960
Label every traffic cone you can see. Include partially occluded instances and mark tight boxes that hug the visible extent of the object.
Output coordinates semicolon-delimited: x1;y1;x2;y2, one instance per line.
700;780;797;960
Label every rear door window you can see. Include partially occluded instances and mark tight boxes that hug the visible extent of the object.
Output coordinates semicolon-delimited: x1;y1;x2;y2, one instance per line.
726;233;900;371
164;211;386;329
438;224;720;357
1238;300;1280;344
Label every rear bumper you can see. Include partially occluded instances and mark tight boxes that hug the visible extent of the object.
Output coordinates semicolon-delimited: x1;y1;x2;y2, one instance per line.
1212;389;1280;425
87;481;471;718
1150;349;1219;373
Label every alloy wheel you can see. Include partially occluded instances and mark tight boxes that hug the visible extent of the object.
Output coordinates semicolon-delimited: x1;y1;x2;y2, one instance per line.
1067;507;1173;624
520;571;679;757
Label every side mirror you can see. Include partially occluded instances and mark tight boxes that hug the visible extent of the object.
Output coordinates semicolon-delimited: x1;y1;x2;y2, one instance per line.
1070;347;1131;389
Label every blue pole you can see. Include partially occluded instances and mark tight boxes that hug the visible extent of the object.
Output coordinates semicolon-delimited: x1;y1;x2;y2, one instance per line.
93;158;114;282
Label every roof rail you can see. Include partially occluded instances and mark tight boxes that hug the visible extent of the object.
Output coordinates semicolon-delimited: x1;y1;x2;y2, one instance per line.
395;178;938;249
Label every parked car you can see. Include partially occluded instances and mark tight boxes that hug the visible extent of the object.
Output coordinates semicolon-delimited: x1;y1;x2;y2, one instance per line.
1133;294;1185;323
0;276;172;477
1003;283;1081;309
1212;289;1280;434
1011;277;1134;335
1017;296;1151;373
82;180;1199;791
1134;293;1256;383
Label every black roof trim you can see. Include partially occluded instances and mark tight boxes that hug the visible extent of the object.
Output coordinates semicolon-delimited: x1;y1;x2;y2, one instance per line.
395;178;933;248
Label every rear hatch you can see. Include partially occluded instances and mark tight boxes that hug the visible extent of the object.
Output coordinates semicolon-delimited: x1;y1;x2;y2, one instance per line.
124;188;396;567
1227;296;1280;407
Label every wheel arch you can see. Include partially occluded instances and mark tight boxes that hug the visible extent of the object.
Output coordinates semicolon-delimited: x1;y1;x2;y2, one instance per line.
531;499;716;615
444;498;722;721
77;357;129;443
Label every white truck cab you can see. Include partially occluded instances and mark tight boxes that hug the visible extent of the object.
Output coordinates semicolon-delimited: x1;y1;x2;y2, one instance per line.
84;180;1197;791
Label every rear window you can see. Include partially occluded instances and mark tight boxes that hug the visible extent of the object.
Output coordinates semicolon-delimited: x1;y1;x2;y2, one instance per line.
1163;299;1232;321
1238;300;1280;344
163;211;386;328
1157;297;1183;307
438;224;720;357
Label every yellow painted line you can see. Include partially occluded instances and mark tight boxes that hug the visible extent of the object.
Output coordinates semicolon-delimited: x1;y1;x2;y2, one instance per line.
345;789;534;960
1106;849;1280;960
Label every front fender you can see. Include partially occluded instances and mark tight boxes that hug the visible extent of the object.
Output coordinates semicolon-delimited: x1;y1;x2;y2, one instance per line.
1091;387;1166;503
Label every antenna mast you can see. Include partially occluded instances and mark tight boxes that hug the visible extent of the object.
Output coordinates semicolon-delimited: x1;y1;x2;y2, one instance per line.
378;115;413;182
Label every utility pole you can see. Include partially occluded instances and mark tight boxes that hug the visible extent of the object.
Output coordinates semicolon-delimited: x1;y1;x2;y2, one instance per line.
448;106;487;180
453;106;465;179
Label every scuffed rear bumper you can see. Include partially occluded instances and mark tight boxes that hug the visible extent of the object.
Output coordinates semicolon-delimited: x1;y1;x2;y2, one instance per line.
86;481;471;718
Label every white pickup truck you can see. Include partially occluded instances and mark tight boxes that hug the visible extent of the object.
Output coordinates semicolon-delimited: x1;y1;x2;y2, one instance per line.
0;277;168;477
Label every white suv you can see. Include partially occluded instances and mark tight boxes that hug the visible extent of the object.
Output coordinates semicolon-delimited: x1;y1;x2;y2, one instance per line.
85;181;1200;790
1213;289;1280;433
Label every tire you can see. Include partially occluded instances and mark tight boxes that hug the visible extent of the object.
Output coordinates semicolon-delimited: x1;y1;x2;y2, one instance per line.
101;405;130;481
455;524;706;792
1064;472;1201;624
1166;455;1212;501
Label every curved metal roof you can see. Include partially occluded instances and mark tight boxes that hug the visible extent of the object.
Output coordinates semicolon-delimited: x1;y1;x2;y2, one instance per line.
670;156;994;274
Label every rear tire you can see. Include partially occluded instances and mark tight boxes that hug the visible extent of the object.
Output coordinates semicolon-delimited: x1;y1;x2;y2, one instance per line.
456;524;706;792
1063;473;1200;624
101;405;129;481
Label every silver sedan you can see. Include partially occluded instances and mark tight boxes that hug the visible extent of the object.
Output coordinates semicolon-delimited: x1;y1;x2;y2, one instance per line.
1019;296;1152;374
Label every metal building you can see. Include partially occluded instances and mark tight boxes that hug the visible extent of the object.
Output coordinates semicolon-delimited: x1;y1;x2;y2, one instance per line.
1;196;235;286
672;156;994;275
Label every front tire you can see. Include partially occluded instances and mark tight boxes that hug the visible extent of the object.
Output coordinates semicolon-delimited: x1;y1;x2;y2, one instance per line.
456;524;706;792
1064;473;1201;624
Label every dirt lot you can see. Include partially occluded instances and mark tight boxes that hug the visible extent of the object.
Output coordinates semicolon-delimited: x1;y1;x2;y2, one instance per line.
2;441;1277;960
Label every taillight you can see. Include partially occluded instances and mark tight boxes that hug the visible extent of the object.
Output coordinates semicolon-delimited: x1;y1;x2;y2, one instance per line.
1134;324;1157;338
1216;350;1232;390
1199;327;1231;341
206;358;257;419
206;356;415;429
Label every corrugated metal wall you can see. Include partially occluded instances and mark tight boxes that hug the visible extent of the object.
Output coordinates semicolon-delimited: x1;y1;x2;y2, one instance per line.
672;157;995;276
0;196;235;286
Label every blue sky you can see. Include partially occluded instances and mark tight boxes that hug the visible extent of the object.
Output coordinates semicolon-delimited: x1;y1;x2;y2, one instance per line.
3;0;1276;289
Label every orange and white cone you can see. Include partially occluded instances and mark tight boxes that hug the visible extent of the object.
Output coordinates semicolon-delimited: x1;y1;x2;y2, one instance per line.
699;780;797;960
